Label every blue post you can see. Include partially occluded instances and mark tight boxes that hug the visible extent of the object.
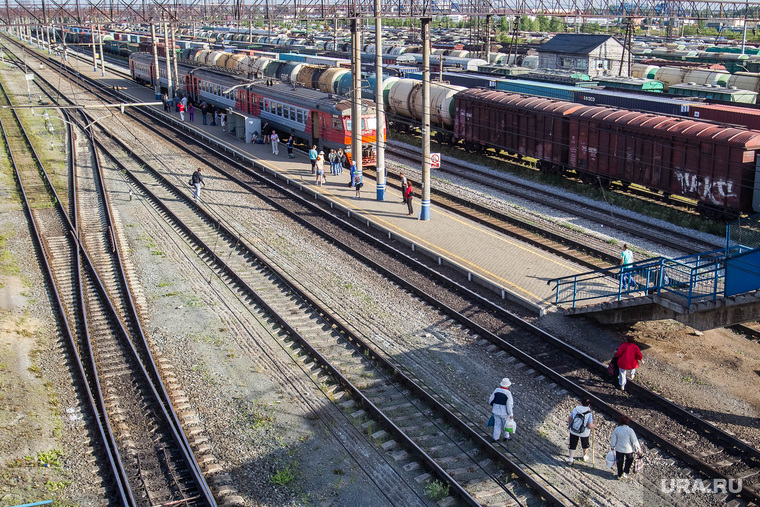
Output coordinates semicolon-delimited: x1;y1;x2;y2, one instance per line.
657;259;665;295
376;178;385;201
420;198;430;220
687;269;695;307
572;277;578;308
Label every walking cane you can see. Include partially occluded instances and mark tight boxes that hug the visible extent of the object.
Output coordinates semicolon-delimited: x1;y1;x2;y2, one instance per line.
591;427;596;467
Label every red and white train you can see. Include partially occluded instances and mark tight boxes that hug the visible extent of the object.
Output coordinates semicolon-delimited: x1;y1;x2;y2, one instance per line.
130;52;381;167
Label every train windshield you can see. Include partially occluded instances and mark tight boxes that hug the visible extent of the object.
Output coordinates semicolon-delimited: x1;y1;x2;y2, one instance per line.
345;118;376;131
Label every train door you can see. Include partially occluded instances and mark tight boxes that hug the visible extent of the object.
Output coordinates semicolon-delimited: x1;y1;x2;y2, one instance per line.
312;111;321;149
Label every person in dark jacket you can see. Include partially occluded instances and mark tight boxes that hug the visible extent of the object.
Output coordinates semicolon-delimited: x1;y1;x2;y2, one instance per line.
191;167;205;200
200;101;208;125
489;378;513;441
615;336;643;391
286;135;294;158
400;170;408;204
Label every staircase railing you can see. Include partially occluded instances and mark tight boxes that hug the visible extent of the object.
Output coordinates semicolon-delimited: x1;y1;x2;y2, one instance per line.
550;247;751;308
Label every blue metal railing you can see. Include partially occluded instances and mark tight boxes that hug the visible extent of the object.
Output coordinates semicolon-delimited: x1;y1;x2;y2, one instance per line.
551;246;753;308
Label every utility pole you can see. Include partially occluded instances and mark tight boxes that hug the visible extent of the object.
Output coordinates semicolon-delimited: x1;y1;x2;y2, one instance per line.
91;22;98;71
374;0;385;200
98;23;105;76
163;19;173;105
420;17;431;221
170;21;179;96
151;22;161;99
351;17;361;183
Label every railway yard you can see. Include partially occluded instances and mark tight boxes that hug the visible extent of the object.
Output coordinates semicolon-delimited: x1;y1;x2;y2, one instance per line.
2;25;760;507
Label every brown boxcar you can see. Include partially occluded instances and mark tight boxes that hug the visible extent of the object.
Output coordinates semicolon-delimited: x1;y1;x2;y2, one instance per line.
689;103;760;131
567;107;760;212
454;88;583;169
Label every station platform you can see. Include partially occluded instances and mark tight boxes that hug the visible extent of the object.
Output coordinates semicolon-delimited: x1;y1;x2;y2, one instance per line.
55;50;593;315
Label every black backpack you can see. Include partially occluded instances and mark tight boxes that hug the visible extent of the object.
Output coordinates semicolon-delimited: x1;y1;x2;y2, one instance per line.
571;410;590;434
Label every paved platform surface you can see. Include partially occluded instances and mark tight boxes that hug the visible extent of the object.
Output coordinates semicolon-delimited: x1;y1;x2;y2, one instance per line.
58;50;591;313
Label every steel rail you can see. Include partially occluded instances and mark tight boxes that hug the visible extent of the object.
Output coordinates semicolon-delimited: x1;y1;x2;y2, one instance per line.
0;84;131;504
1;44;216;505
95;114;566;506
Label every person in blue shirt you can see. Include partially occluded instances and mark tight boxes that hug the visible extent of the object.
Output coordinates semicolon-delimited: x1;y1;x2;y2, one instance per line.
308;145;318;174
620;244;637;291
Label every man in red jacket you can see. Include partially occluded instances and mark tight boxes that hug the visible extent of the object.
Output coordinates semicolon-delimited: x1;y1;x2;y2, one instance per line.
614;336;643;391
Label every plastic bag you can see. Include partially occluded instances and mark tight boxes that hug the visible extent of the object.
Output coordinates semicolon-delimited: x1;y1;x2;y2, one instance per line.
486;415;494;428
505;419;516;434
607;356;618;376
605;450;616;470
632;455;644;474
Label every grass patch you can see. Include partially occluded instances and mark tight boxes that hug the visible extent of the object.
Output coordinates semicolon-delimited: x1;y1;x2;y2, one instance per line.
156;281;173;288
239;399;275;430
270;462;297;486
0;231;20;276
425;479;450;501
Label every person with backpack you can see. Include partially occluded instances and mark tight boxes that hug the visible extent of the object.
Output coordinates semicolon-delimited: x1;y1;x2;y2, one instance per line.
488;378;513;442
567;398;596;465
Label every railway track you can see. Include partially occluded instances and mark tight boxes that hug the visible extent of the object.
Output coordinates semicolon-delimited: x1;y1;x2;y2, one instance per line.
12;37;760;504
1;47;217;506
382;142;723;258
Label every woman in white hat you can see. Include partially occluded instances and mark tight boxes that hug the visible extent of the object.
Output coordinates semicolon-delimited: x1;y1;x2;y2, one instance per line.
489;378;514;441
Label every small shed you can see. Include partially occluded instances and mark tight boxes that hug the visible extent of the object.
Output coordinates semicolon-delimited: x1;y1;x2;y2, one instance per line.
536;34;629;78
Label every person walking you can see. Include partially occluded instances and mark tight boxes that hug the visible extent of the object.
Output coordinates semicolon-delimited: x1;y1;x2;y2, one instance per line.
620;244;637;291
488;378;514;442
567;398;596;465
315;153;325;186
163;93;169;112
353;169;363;198
287;135;295;158
610;415;642;480
349;159;357;188
262;122;270;143
179;101;185;121
329;149;339;175
200;101;208;125
213;109;219;127
191;167;205;200
309;145;318;174
188;102;194;122
220;112;226;132
614;336;643;391
400;170;408;204
270;131;279;155
405;181;415;216
337;149;347;175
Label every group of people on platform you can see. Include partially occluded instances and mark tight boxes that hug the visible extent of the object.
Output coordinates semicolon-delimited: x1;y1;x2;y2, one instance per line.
489;336;644;482
163;94;227;131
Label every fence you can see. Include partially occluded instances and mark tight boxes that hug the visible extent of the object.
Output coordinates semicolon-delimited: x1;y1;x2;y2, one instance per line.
551;247;752;308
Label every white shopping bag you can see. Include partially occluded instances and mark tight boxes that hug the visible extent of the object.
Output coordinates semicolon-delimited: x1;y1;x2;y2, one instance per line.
505;419;516;434
605;450;616;470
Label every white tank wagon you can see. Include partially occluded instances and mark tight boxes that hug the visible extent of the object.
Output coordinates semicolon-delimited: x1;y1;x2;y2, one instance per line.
386;78;465;128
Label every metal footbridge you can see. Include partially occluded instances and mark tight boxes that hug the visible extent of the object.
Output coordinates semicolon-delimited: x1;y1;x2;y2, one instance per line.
550;217;760;330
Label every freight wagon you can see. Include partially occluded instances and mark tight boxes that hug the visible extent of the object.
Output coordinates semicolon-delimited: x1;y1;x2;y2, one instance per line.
454;88;760;217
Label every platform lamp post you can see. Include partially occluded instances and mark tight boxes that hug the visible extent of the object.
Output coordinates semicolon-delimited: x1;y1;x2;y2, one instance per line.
374;0;385;200
90;22;98;72
151;23;161;99
420;16;431;221
351;16;362;181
